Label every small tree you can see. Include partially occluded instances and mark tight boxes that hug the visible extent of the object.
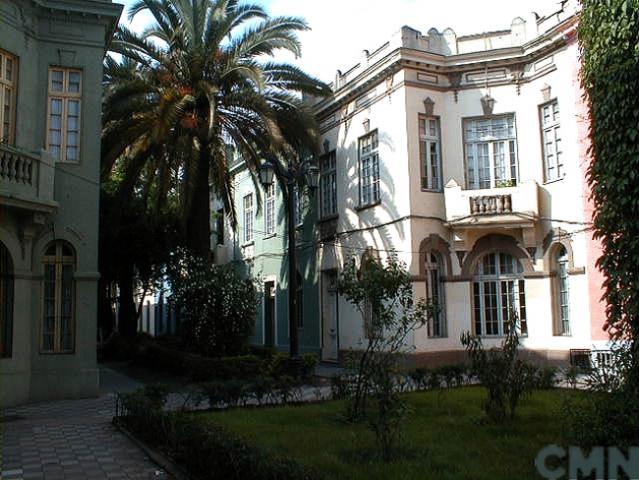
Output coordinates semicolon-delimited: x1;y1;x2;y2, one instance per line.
338;253;432;461
461;316;536;423
167;248;258;357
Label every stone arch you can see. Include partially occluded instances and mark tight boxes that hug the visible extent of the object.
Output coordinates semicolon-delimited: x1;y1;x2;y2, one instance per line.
461;234;534;276
33;232;80;274
543;229;576;271
418;234;452;277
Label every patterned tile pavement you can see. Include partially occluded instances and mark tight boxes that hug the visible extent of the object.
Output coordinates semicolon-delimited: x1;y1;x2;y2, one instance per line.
0;367;170;480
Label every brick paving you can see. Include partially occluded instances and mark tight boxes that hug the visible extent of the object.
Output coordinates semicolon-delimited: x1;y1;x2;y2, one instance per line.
0;368;170;480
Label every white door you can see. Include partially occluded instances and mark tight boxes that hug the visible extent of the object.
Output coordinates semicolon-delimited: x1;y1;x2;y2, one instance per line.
321;271;339;362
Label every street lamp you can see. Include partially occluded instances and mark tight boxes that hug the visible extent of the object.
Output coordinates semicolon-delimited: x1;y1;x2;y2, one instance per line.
259;155;318;361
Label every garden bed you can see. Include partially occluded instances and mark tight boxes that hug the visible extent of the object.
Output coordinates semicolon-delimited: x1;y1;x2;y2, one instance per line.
199;386;579;480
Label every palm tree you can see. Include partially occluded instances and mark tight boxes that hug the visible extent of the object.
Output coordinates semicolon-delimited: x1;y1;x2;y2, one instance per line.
102;0;330;256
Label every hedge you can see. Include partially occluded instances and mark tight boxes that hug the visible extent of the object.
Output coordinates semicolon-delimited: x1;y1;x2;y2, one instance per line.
117;391;320;480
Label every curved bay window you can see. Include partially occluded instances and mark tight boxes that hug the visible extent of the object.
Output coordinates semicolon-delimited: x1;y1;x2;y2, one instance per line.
0;241;13;358
472;252;527;336
42;241;75;353
425;252;446;337
554;246;570;336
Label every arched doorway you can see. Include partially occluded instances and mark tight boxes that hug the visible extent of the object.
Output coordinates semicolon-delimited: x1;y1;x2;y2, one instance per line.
0;241;14;358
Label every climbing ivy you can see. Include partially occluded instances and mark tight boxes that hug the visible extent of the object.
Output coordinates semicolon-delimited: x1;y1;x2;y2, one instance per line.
579;0;639;345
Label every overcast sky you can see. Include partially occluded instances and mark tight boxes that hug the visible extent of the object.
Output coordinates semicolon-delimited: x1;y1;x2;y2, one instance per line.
115;0;563;82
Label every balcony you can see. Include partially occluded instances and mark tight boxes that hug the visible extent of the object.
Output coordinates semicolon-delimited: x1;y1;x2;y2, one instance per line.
444;179;540;229
0;144;57;213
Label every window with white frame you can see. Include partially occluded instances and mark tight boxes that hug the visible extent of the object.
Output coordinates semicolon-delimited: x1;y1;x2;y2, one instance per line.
42;241;75;354
540;100;563;182
320;151;337;218
265;184;276;235
464;116;518;189
358;130;380;206
419;116;442;190
555;246;570;335
425;252;446;337
0;50;16;144
47;68;82;162
472;252;527;336
243;193;254;243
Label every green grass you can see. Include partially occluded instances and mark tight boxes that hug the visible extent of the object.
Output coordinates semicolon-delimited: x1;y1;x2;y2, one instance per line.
199;387;578;480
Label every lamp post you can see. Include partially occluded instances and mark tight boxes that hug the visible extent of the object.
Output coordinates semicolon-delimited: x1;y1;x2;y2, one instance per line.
259;156;319;360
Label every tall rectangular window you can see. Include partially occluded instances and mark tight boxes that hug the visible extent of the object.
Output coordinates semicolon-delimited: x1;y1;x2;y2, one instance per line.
540;100;563;182
47;68;82;163
42;242;75;354
265;184;276;235
419;116;442;190
358;130;380;206
464;116;518;189
0;51;17;144
243;194;254;243
320;151;337;218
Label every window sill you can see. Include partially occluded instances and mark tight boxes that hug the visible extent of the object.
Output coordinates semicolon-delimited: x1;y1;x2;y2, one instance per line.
241;241;255;248
421;188;443;193
263;233;276;240
317;214;339;224
355;200;381;212
543;176;566;186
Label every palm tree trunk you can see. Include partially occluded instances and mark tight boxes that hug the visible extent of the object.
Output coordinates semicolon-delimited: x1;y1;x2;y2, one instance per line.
186;142;212;257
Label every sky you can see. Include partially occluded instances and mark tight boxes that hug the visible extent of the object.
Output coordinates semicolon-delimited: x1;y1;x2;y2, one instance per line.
115;0;563;82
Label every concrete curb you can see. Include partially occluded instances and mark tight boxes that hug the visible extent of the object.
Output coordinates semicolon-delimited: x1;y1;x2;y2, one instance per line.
112;418;191;480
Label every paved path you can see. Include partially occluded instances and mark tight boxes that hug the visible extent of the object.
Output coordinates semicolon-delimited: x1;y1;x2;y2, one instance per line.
0;367;169;480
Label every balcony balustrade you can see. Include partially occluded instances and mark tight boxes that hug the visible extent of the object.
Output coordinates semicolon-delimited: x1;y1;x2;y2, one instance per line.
0;143;56;212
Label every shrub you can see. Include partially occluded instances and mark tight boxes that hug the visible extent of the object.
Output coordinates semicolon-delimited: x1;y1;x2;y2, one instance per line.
461;318;537;423
167;248;258;357
534;366;558;390
301;353;319;380
330;374;351;400
338;254;434;461
117;388;320;480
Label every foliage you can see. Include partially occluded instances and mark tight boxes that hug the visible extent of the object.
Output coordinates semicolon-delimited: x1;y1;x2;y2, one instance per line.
166;248;258;356
330;374;351;401
301;353;319;380
579;0;639;368
564;343;639;448
98;188;183;339
118;388;320;480
103;0;330;254
338;254;432;461
533;366;558;390
461;320;537;423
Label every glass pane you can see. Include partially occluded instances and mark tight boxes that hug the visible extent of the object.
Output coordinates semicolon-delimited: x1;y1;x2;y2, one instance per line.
50;98;63;115
66;146;78;161
473;282;482;335
68;72;81;93
5;58;13;82
67;100;80;116
51;70;64;92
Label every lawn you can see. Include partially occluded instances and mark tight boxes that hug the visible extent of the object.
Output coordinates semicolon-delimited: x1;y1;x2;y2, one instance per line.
199;386;577;480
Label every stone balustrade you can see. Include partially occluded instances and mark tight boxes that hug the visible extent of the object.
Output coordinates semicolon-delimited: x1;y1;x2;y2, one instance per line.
0;143;56;210
469;194;513;215
0;143;35;186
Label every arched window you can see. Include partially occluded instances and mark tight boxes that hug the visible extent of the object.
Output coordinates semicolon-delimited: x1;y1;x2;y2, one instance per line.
42;241;75;353
555;246;570;335
425;252;446;337
0;241;13;358
473;252;527;336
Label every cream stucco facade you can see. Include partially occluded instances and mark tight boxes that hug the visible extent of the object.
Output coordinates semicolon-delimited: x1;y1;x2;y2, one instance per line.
310;0;607;364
